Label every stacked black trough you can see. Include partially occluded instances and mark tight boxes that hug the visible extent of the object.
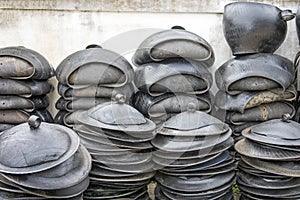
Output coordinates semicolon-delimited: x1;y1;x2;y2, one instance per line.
294;7;300;122
0;46;54;131
75;94;156;199
235;115;300;199
55;45;135;127
0;115;92;199
152;103;236;199
215;2;296;143
131;26;214;126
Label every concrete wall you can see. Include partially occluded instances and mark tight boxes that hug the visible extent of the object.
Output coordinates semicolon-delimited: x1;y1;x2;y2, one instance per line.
0;0;299;115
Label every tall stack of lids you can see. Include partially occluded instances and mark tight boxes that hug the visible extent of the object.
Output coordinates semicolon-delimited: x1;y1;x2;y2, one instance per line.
55;45;135;127
0;115;92;199
235;114;300;199
75;94;156;199
0;46;54;131
131;26;214;126
152;103;236;199
215;2;296;143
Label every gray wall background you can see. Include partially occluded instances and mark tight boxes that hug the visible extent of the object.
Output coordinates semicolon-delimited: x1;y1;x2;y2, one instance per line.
0;0;299;114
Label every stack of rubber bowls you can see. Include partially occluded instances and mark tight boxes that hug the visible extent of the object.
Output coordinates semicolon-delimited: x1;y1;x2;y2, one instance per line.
215;2;296;143
152;103;236;200
294;6;300;122
55;45;135;127
0;46;54;131
0;115;92;199
235;114;300;199
75;94;156;199
131;26;214;126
